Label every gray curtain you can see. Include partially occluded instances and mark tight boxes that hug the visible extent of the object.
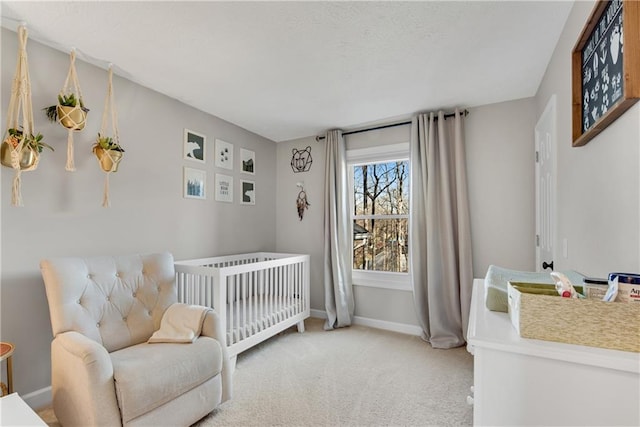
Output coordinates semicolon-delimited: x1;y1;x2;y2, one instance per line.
323;129;355;330
409;110;473;349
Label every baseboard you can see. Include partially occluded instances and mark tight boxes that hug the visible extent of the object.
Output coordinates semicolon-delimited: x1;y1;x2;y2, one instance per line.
310;309;327;319
310;309;422;336
22;385;52;410
353;316;423;336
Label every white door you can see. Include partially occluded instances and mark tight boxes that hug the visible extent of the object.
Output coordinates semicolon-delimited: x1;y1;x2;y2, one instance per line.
535;95;556;272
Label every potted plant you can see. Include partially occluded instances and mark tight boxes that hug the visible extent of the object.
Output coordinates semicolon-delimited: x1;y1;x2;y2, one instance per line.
44;93;89;130
92;133;124;172
1;127;54;169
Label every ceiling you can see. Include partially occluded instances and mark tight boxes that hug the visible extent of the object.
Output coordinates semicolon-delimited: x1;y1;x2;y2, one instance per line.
0;1;574;142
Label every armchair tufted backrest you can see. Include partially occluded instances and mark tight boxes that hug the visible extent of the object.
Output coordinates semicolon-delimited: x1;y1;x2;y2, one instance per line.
40;252;177;353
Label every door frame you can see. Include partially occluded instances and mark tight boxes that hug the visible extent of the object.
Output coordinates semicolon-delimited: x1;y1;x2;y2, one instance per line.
535;95;557;272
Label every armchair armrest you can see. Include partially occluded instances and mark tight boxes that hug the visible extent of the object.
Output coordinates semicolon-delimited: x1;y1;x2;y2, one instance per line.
52;331;122;426
201;310;233;402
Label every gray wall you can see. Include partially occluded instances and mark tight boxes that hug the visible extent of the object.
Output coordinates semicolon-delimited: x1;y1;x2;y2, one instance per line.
276;99;537;327
0;28;277;399
535;1;640;276
275;136;326;316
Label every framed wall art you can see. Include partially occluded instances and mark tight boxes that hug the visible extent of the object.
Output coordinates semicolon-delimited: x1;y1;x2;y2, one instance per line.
183;129;206;163
572;0;639;147
215;173;233;203
240;148;255;174
240;180;255;205
215;139;234;169
183;167;206;200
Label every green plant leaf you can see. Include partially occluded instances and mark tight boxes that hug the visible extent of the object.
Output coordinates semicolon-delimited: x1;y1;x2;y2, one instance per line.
95;133;124;152
43;105;58;122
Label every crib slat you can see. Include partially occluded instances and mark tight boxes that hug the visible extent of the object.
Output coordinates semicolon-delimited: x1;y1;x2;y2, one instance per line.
248;271;253;335
237;275;242;341
269;266;274;327
278;268;281;322
258;268;263;330
288;263;293;317
229;275;235;345
242;273;246;340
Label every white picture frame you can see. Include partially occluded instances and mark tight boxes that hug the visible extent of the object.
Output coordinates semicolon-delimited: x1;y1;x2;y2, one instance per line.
183;129;206;163
183;167;206;199
240;180;255;205
215;139;234;170
240;148;255;175
215;173;233;203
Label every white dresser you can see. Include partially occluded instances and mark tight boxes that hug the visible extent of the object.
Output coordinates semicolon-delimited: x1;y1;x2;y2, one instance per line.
467;278;640;426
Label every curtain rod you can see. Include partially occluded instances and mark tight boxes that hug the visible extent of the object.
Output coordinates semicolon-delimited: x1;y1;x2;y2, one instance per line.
315;109;469;141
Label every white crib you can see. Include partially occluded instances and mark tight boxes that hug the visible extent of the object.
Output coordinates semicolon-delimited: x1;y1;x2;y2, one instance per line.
175;252;310;359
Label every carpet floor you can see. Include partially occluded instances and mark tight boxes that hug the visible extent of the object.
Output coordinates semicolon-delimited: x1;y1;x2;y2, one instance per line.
39;318;474;426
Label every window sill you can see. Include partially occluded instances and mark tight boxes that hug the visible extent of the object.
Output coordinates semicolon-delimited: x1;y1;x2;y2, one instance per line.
352;271;412;292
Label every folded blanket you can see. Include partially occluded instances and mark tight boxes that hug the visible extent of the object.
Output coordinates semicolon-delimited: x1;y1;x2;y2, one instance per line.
484;265;585;312
148;303;210;343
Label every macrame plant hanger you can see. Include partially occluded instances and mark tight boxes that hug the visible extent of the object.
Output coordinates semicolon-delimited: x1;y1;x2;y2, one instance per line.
58;49;87;171
4;26;38;207
98;66;121;207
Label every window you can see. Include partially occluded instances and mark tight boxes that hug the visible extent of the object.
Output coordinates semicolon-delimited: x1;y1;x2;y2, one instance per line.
348;143;410;290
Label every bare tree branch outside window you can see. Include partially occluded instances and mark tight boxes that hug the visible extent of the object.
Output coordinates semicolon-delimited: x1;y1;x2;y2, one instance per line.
353;161;409;273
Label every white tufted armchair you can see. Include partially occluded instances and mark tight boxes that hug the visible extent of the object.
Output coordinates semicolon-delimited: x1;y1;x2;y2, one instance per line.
40;252;232;427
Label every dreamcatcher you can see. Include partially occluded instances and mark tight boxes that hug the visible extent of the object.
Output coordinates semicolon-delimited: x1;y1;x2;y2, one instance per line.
296;184;310;221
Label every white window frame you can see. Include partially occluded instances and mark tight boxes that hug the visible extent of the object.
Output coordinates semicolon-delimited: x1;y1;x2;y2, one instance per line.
347;143;411;292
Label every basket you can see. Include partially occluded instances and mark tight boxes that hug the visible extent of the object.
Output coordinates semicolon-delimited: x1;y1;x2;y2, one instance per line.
507;282;640;352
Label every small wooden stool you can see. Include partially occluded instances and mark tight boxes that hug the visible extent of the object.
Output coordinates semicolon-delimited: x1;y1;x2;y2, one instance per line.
0;342;15;396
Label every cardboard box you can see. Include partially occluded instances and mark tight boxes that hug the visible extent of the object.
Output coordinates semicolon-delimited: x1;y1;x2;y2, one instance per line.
507;282;640;352
584;283;608;300
609;273;640;303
